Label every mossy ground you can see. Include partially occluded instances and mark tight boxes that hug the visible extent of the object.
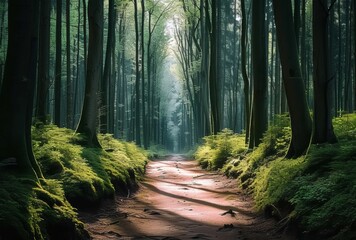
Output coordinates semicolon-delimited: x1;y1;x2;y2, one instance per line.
0;124;148;239
195;114;356;240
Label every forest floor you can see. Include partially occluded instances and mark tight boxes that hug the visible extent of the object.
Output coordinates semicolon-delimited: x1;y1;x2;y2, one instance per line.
80;155;294;240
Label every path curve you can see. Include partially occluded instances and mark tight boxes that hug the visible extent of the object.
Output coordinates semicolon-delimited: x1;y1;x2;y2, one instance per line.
81;155;292;240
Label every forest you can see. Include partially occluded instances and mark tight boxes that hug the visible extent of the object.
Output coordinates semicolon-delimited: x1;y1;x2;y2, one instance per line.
0;0;356;239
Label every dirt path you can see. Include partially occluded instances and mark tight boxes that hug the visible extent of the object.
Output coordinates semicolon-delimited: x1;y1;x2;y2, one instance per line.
80;155;292;240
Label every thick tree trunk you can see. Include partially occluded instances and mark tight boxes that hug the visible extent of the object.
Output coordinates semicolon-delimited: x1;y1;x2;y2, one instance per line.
294;0;301;49
312;0;337;143
76;0;103;147
272;0;312;158
0;0;41;177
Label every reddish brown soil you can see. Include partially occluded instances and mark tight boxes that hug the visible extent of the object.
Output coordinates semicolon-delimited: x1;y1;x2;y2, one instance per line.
80;155;294;240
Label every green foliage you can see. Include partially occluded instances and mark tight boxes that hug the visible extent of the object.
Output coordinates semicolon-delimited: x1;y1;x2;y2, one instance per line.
195;114;356;239
333;113;356;140
195;129;246;170
0;124;148;239
33;125;148;207
0;175;87;240
285;143;356;238
253;157;306;210
223;114;291;187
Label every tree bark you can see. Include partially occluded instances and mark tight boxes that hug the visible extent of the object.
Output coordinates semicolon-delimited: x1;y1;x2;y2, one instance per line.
54;0;62;126
209;0;221;134
141;0;147;148
36;0;51;123
76;0;103;147
0;0;41;177
66;0;73;128
101;0;115;134
312;0;337;143
249;0;268;148
272;0;312;158
133;0;141;145
241;0;250;144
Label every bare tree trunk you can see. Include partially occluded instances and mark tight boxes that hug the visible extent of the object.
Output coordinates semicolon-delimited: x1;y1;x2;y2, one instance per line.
36;0;51;122
312;0;337;143
272;0;312;158
133;0;141;145
241;0;250;144
76;0;103;147
66;0;73;128
101;0;115;134
0;0;42;177
249;0;268;148
209;0;221;135
54;0;62;126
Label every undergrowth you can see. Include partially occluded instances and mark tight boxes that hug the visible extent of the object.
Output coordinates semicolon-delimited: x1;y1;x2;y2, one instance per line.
195;114;356;240
0;124;148;239
32;124;148;208
195;128;246;170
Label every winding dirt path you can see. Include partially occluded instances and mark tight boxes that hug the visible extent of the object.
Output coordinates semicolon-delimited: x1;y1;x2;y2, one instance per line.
80;155;292;240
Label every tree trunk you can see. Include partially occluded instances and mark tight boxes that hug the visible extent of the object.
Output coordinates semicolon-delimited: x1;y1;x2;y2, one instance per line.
76;0;103;147
54;0;62;126
36;0;51;123
209;0;221;134
133;0;141;145
141;0;147;148
312;0;337;143
249;0;268;148
66;0;73;128
272;0;312;158
241;0;250;144
0;0;41;177
101;0;115;134
294;0;301;49
82;0;87;76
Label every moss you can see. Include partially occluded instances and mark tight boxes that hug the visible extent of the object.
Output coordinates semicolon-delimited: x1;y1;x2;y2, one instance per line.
0;174;87;240
1;124;148;239
195;129;246;170
32;125;148;208
194;114;356;239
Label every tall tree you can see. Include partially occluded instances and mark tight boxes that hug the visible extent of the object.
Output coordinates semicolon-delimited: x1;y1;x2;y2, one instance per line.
241;0;250;144
312;0;337;143
54;0;62;126
209;0;221;134
101;0;116;134
272;0;312;158
36;0;51;122
249;0;268;148
133;0;141;145
66;0;73;128
76;0;103;147
0;0;42;177
141;0;147;148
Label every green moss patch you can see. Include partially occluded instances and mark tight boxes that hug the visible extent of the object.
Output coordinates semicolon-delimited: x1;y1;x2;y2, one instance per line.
0;175;88;240
0;124;148;239
32;125;148;208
